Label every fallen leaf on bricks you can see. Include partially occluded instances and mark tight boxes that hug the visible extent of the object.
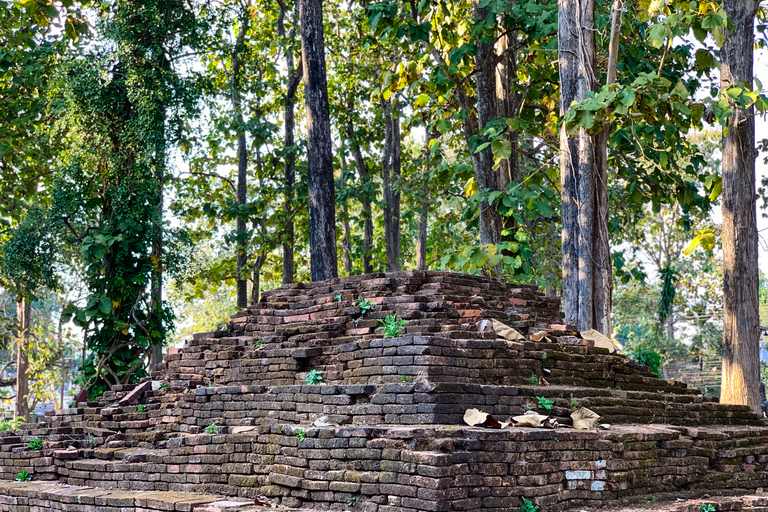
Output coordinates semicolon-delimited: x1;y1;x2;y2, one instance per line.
530;331;550;342
538;376;550;386
313;416;339;427
491;319;526;341
476;319;494;333
571;407;601;430
512;413;549;427
463;408;502;428
598;423;611;430
580;329;617;353
255;496;276;507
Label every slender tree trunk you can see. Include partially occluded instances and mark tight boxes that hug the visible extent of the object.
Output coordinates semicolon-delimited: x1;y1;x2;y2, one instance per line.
279;0;300;285
300;0;337;281
415;135;434;271
591;0;622;336
720;0;760;413
559;0;598;331
382;99;401;271
473;2;503;267
339;151;353;274
149;178;164;370
251;252;266;305
232;10;250;308
15;297;30;422
495;31;519;186
347;120;373;273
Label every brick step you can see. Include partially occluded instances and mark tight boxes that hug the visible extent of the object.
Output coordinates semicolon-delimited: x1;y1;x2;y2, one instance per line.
0;481;301;512
572;493;768;512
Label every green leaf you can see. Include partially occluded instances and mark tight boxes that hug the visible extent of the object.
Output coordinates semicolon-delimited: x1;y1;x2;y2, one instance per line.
98;297;112;315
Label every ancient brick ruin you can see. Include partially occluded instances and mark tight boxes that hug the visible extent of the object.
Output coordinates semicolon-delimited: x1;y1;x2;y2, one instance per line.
1;271;768;512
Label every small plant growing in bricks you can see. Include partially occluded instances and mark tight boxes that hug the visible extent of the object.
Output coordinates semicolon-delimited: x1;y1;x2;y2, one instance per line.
700;504;716;512
400;375;408;382
356;296;374;315
540;352;546;361
303;369;323;385
160;382;169;389
137;404;147;413
569;393;581;409
205;423;220;435
347;496;357;506
334;293;342;302
296;428;306;442
255;339;263;346
27;438;43;450
520;497;539;512
15;471;31;482
524;373;538;385
377;314;407;337
536;397;554;411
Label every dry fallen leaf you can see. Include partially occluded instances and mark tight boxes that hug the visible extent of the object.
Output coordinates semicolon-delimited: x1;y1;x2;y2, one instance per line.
530;331;550;342
512;413;549;427
571;407;601;430
491;319;526;341
580;329;617;353
538;376;550;386
255;496;276;507
313;416;339;427
463;408;502;429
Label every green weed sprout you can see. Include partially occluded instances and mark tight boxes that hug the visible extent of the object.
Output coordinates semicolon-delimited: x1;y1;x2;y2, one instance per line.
303;369;323;385
204;423;220;435
296;428;305;441
520;497;539;512
15;471;31;482
536;396;554;411
357;296;374;314
377;314;407;337
27;438;43;450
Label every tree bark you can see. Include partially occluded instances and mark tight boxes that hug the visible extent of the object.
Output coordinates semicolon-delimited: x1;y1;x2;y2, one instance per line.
559;0;599;331
719;0;760;413
280;0;301;285
382;99;401;272
591;0;622;337
300;0;338;282
347;120;373;273
474;2;503;267
231;8;250;309
15;297;30;422
415;135;434;271
495;30;519;186
339;150;353;274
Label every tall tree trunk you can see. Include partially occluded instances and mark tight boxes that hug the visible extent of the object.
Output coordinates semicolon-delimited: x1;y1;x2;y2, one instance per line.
300;0;338;282
279;0;301;285
382;99;401;271
473;2;503;272
232;9;250;308
591;0;622;337
149;177;164;370
15;297;30;422
559;0;597;331
347;120;373;273
495;31;519;186
339;150;353;274
415;135;434;271
720;0;760;413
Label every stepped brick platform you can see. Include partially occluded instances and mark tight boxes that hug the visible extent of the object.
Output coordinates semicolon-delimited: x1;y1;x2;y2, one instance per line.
0;271;767;512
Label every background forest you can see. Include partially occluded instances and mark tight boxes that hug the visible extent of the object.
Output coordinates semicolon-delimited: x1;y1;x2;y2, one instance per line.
0;0;766;420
